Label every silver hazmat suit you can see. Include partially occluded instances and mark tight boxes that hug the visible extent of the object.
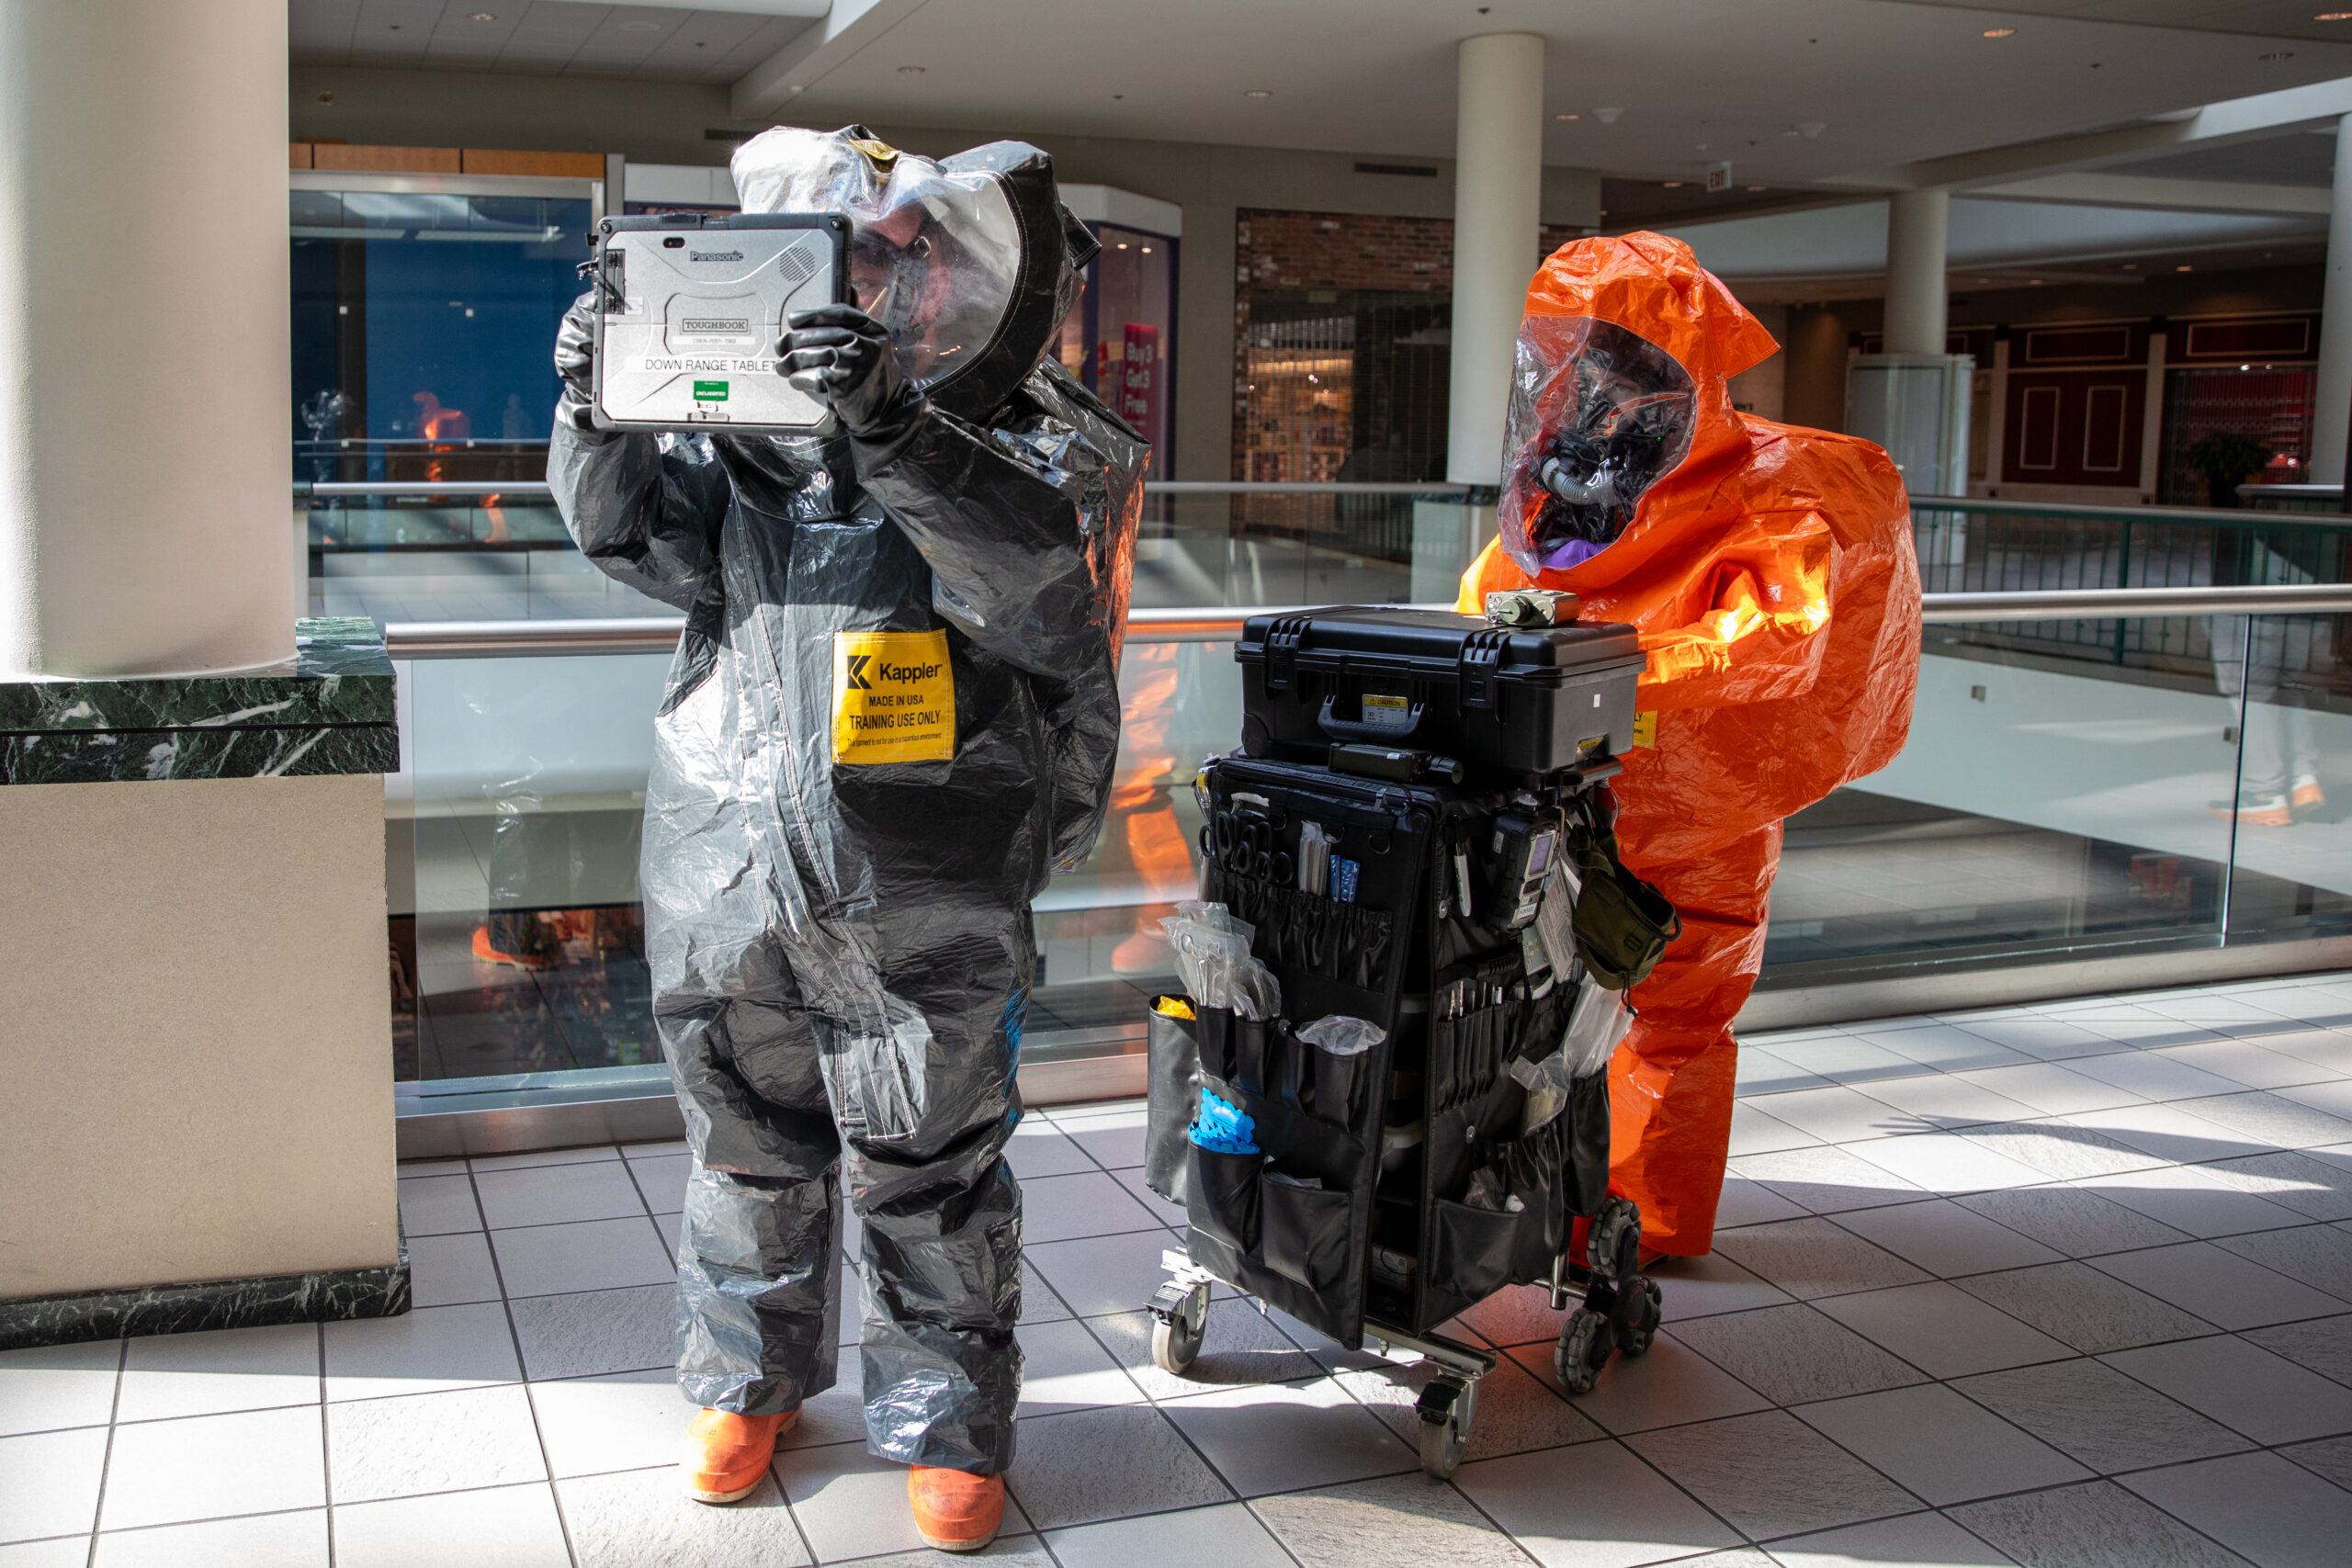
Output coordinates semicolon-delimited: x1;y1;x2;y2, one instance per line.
548;127;1145;1473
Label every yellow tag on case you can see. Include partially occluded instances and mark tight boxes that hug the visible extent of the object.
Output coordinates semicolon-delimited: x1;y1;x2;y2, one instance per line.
1631;710;1657;750
831;629;955;763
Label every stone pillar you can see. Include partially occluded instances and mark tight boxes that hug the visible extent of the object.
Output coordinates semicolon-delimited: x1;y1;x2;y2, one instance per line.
1883;187;1952;357
2310;115;2352;487
0;0;293;679
1446;32;1544;487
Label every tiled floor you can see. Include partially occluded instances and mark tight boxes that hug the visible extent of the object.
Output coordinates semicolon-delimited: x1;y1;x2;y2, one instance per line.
14;976;2352;1566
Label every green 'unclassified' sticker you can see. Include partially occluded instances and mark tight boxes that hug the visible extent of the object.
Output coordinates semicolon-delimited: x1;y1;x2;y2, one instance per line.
692;379;729;401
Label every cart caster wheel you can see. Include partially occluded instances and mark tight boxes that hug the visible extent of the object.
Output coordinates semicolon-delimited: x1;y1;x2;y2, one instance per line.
1416;1378;1478;1479
1616;1277;1663;1357
1587;1195;1643;1285
1555;1308;1610;1396
1149;1284;1209;1376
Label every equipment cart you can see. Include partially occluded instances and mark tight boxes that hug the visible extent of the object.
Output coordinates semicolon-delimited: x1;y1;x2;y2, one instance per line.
1137;604;1676;1477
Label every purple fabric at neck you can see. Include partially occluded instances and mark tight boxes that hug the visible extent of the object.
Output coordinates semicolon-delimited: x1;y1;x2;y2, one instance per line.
1534;536;1608;573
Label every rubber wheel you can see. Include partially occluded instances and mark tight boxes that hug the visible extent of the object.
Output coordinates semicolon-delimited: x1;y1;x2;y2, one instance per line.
1554;1308;1607;1395
1149;1289;1207;1375
1418;1380;1477;1479
1618;1278;1663;1357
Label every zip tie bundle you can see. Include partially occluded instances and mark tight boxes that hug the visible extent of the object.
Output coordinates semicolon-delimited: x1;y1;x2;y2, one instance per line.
1188;1089;1260;1155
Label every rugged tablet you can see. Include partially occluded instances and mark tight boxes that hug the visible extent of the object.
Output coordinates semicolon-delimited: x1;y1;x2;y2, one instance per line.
590;211;852;433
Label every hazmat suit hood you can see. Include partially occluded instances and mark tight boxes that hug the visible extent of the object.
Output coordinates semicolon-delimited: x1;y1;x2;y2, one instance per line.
731;125;1098;423
1499;232;1779;578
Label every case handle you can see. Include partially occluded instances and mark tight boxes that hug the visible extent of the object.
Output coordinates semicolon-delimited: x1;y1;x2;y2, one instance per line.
1317;695;1426;743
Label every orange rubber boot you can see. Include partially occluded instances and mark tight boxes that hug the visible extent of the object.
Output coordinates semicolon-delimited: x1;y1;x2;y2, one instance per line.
679;1408;794;1504
909;1467;1005;1553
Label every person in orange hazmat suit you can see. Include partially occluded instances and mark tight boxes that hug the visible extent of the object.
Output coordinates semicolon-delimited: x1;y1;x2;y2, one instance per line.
1457;233;1920;1257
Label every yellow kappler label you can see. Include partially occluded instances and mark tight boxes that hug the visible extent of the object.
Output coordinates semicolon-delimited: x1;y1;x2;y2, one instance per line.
1631;710;1657;749
832;628;955;763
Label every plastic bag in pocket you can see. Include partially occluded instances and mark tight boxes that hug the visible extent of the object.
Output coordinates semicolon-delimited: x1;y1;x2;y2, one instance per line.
1558;974;1634;1079
1260;1170;1352;1290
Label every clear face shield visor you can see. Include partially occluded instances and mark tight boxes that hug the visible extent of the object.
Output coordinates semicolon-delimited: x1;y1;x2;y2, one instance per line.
1501;318;1698;573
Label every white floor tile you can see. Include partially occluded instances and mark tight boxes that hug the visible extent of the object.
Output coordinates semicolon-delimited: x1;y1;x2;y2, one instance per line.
528;1367;687;1479
1951;1061;2138;1117
1627;1408;1920;1540
2121;1450;2352;1568
116;1325;319;1424
0;1540;95;1568
489;1216;674;1298
91;1509;328;1568
0;1341;119;1438
1844;1132;2047;1195
333;1482;571;1568
1007;1404;1226;1530
1047;1502;1292;1568
625;1152;691;1215
1713;1218;1930;1301
1457;1438;1743;1568
1509;1331;1770;1435
1015;1170;1164;1243
406;1231;504;1308
328;1382;545;1502
2102;1334;2352;1445
1248;1473;1537;1568
324;1302;521;1401
785;1436;1035;1557
1159;1379;1418;1497
396;1173;483;1237
1828;1198;2063;1278
0;1427;107;1544
2089;1240;2349;1330
1793;1383;2089;1506
474;1160;649;1229
1856;1073;2043;1130
98;1406;325;1530
1729;1103;1822;1157
1647;1252;1796;1321
469;1145;621;1174
556;1467;811;1568
2154;1040;2338;1092
2076;1165;2310;1239
1815;1281;2073;1380
1016;1318;1146;1416
1744;1087;1914;1145
1764;1512;2013;1567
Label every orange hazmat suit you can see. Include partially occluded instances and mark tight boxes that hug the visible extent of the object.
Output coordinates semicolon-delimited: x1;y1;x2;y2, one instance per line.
1458;233;1920;1255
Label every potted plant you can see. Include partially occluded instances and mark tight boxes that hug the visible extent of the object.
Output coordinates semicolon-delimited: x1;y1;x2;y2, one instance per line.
2186;431;2274;509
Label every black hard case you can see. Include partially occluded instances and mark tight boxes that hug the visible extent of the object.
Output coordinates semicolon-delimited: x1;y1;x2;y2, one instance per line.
1234;607;1645;781
1146;752;1614;1347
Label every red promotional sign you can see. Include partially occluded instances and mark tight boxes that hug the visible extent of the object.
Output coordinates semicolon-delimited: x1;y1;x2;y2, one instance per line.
1120;322;1159;438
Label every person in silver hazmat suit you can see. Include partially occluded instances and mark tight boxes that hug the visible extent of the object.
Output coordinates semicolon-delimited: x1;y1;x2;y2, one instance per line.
548;126;1145;1544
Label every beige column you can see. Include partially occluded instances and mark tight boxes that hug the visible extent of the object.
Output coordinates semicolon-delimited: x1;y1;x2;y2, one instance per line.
1446;32;1545;486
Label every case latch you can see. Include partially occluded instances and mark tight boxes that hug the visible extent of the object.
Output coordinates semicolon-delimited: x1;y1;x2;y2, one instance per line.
1457;629;1508;711
1264;615;1313;694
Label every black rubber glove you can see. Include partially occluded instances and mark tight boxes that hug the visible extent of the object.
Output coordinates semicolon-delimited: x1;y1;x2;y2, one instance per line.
554;291;599;431
781;304;920;439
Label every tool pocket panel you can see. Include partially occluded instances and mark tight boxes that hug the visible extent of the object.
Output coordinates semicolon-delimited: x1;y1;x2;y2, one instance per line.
1186;1145;1264;1254
1260;1172;1353;1291
1566;1069;1611;1218
1428;1198;1520;1305
1145;1002;1200;1206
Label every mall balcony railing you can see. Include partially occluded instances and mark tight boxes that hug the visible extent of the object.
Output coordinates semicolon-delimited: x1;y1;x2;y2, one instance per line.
308;477;2352;1151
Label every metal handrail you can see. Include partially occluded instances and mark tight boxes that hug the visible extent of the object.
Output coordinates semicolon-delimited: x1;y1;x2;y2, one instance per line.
1908;493;2349;528
300;479;1470;501
381;584;2352;658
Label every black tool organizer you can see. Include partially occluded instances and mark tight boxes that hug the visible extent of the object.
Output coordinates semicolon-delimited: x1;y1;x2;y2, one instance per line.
1144;742;1663;1478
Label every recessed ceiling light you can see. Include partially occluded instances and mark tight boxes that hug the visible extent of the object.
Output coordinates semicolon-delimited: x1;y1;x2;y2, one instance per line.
1555;112;1579;120
1747;185;1767;191
1592;107;1623;123
898;65;925;73
2122;262;2138;270
1662;180;1683;188
1983;27;2016;38
2320;10;2352;18
1116;242;1128;249
2029;278;2043;286
1141;245;1152;253
619;19;661;31
469;10;495;19
1245;89;1272;97
2262;51;2296;60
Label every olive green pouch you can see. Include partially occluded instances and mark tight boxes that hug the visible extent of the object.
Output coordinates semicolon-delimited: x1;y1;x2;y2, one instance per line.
1565;797;1680;990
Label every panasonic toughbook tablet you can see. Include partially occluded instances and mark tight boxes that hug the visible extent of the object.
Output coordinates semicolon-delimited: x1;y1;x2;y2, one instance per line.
590;211;853;433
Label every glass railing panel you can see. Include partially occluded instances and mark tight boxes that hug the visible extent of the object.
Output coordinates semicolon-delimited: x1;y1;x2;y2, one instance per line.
2223;612;2352;943
311;496;670;622
1768;615;2240;975
392;650;666;1083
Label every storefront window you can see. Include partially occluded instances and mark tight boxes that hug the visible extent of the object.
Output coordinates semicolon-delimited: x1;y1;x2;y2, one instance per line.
291;186;593;483
1052;222;1176;478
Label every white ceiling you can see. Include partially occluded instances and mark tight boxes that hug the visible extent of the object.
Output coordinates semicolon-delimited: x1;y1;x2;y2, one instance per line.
289;1;817;83
289;0;2352;197
741;0;2352;185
